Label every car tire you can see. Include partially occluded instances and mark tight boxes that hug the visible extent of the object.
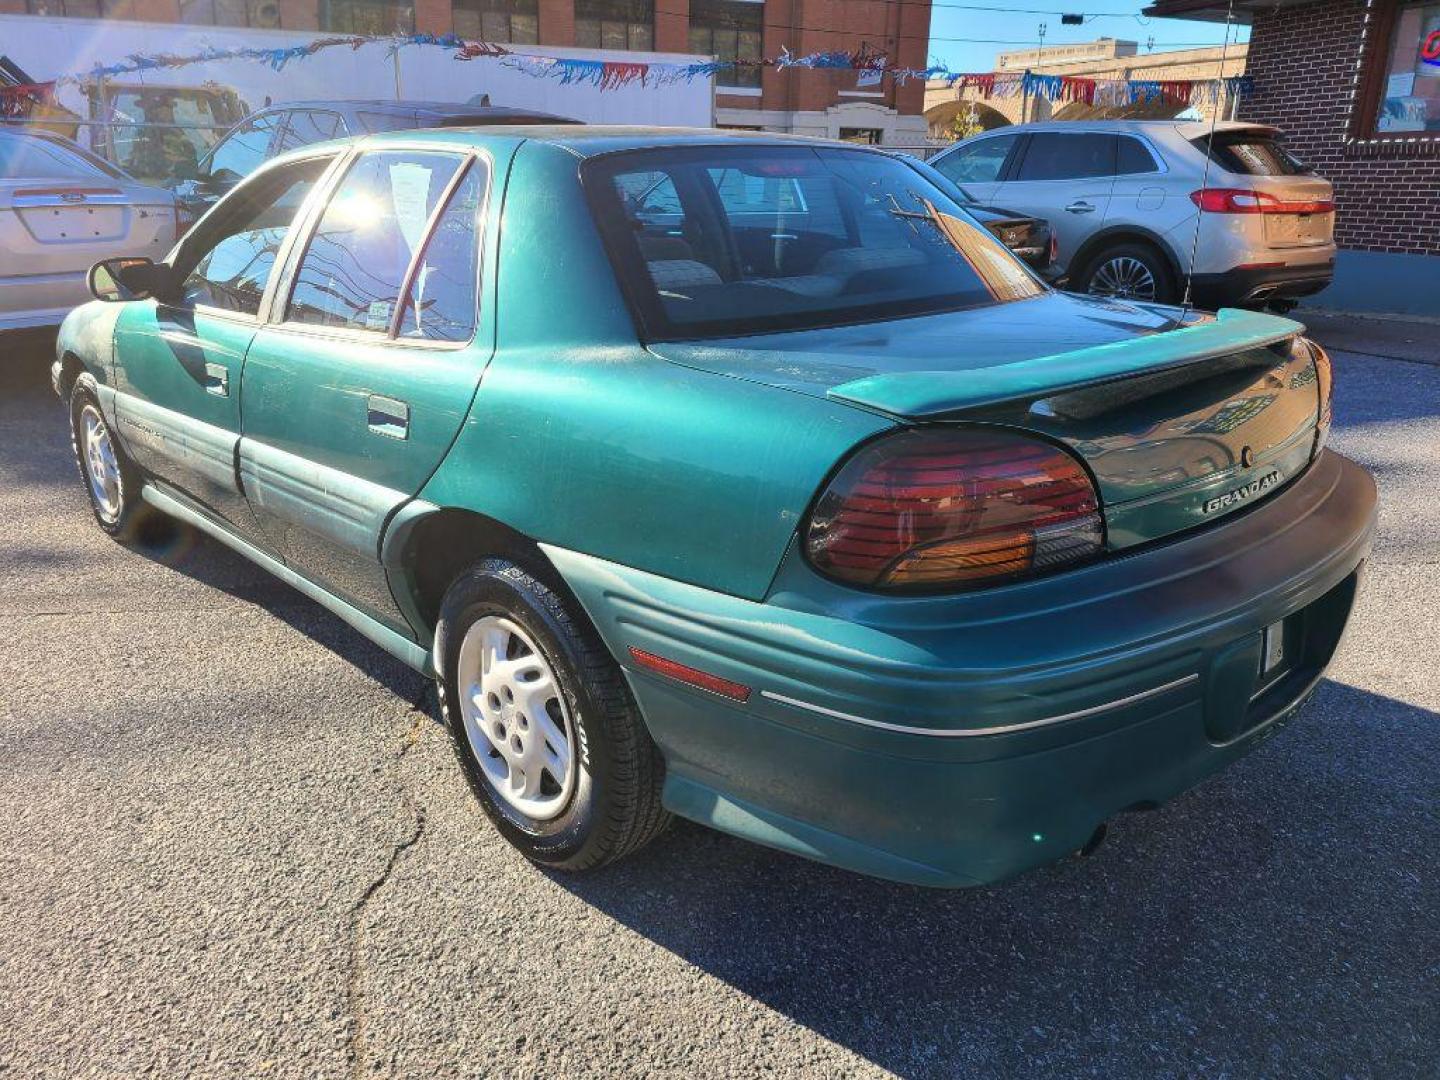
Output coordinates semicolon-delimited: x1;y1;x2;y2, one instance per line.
68;382;169;543
435;557;670;871
1076;242;1178;305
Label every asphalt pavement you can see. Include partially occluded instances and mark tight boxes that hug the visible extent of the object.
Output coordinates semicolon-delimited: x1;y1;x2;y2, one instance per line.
1;330;1437;1078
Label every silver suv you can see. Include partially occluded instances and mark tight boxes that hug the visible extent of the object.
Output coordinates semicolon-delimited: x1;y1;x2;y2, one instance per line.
929;120;1335;310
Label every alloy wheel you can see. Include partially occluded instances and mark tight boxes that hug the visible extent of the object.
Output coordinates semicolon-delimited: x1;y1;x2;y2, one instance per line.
1088;256;1157;301
456;614;577;821
80;404;122;521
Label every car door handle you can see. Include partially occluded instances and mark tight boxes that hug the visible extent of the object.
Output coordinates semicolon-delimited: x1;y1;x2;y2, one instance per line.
203;362;229;397
366;394;409;440
1065;201;1097;214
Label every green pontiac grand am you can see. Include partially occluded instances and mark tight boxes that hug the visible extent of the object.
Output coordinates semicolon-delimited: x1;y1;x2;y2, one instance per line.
54;127;1376;887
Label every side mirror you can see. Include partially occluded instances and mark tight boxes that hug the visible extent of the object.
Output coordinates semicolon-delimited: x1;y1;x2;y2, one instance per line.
88;257;169;303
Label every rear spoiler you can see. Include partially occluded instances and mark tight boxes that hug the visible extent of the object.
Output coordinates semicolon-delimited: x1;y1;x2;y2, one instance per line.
826;307;1304;419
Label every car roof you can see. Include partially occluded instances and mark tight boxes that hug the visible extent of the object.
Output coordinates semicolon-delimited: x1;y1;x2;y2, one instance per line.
355;125;876;156
258;100;579;122
964;119;1280;139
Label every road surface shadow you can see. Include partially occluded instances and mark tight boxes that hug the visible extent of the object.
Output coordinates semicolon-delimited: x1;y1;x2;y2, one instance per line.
553;680;1439;1078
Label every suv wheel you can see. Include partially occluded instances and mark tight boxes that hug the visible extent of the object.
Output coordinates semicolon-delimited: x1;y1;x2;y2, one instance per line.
435;558;670;871
1077;243;1177;304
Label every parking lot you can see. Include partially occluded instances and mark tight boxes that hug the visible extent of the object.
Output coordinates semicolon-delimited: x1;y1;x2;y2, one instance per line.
1;327;1437;1078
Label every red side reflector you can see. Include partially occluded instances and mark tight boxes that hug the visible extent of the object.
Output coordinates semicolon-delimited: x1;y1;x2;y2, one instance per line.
628;647;751;702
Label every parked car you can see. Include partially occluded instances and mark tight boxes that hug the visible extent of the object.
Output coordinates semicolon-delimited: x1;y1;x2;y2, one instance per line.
1;128;178;334
55;128;1375;888
171;100;581;222
905;157;1055;271
929;121;1335;310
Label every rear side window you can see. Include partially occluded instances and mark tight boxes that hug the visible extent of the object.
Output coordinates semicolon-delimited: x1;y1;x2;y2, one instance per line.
277;110;347;152
286;150;467;334
1195;132;1311;176
207;114;280;182
1014;133;1116;181
932;133;1018;185
1116;136;1159;175
396;163;486;342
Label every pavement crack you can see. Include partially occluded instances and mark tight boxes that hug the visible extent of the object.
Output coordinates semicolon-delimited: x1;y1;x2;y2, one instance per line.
344;710;429;1080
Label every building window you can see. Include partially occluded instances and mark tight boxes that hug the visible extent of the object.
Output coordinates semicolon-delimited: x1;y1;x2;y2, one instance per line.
24;0;107;15
454;0;538;43
1374;1;1440;134
178;0;282;26
838;128;883;145
688;0;762;89
575;0;653;51
320;0;415;34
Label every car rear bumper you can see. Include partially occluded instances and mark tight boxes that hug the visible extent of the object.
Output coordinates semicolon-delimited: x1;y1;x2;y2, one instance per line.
1189;261;1335;309
543;449;1376;887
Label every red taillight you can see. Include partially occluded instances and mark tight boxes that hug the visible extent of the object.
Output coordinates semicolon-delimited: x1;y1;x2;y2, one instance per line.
1189;188;1335;215
804;429;1103;591
172;202;196;241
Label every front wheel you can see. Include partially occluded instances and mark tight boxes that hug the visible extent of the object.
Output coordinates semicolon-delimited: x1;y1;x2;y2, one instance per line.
68;383;168;542
1076;243;1178;305
435;558;670;871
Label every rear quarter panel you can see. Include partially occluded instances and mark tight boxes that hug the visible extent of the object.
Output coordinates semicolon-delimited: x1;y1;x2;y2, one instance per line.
418;140;891;600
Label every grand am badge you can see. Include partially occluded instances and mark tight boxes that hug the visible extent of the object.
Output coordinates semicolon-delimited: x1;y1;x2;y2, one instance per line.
1203;469;1282;514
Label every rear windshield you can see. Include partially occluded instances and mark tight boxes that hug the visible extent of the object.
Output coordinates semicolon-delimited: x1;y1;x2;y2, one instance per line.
0;132;119;180
1194;132;1311;176
584;146;1044;340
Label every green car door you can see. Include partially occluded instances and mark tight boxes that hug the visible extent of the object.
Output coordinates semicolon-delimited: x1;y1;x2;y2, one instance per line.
237;147;495;633
111;153;337;536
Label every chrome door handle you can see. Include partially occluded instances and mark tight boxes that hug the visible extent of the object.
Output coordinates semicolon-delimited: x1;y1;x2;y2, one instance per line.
1065;201;1096;214
366;394;409;440
203;362;229;397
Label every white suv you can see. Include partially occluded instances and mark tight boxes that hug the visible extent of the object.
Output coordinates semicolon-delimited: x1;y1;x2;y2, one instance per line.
928;120;1335;310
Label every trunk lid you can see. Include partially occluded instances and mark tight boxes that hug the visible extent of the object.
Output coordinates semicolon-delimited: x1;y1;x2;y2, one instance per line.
0;178;174;276
651;293;1322;549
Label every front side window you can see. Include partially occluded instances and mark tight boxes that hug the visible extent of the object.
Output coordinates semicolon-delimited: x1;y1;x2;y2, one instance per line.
177;156;332;315
454;0;538;43
207;114;282;183
575;0;653;50
1375;0;1440;134
320;0;414;34
688;0;762;89
286;151;468;334
588;146;1044;341
1014;133;1115;181
932;133;1017;185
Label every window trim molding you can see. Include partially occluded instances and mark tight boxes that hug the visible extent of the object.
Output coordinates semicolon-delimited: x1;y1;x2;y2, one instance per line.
1345;0;1440;152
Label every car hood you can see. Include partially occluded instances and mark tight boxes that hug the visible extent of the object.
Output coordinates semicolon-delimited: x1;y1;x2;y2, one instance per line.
650;291;1200;410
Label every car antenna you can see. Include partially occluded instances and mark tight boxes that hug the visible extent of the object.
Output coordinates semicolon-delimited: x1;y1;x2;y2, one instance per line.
1180;0;1239;322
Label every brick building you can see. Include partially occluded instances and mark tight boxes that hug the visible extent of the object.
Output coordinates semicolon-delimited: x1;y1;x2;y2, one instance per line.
1147;0;1440;315
3;0;932;143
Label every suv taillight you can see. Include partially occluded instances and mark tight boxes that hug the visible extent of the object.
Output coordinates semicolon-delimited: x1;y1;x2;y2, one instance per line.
804;429;1103;591
1190;188;1335;215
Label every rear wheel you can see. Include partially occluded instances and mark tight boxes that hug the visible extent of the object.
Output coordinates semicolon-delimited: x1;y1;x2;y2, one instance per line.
435;558;670;871
1077;242;1177;305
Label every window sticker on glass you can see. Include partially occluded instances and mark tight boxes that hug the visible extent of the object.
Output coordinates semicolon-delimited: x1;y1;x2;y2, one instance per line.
389;162;434;254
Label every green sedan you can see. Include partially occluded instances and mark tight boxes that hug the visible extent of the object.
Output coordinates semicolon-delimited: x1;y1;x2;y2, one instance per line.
53;127;1377;887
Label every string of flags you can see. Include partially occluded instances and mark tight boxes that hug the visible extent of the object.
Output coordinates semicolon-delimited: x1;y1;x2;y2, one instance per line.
0;31;1254;110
